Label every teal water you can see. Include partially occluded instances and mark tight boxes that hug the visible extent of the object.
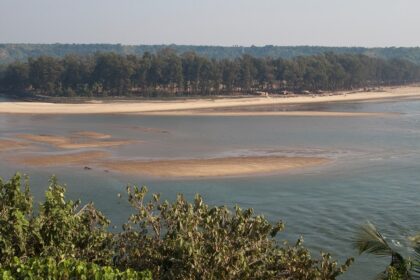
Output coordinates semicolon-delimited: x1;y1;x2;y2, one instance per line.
1;99;420;279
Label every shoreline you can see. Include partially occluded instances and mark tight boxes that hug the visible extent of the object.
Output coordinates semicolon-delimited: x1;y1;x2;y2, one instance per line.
0;86;419;115
135;110;396;117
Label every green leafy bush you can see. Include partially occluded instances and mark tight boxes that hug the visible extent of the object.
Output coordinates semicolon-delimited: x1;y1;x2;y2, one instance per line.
0;257;152;280
0;174;32;264
116;185;353;279
0;173;353;279
0;174;113;265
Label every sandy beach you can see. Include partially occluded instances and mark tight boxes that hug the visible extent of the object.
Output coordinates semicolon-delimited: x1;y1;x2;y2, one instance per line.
0;86;419;115
101;156;329;178
138;111;395;117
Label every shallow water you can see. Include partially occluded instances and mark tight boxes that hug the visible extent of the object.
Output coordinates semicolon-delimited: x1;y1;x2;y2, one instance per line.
1;99;419;279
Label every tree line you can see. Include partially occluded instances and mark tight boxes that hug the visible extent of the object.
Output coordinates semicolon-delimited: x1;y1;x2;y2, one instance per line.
1;50;420;97
3;44;420;64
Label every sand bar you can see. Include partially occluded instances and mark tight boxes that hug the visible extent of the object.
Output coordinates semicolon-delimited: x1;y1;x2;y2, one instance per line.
0;86;419;115
17;133;135;149
101;156;329;178
11;151;108;166
131;126;170;133
74;131;111;139
0;139;29;151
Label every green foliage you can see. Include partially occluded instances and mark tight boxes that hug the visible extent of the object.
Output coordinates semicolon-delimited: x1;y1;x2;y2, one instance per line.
2;62;29;91
30;177;114;265
0;174;113;265
0;173;353;279
116;185;353;279
28;56;63;94
353;222;394;257
354;223;414;280
2;44;420;64
1;50;420;97
0;257;152;280
0;174;33;264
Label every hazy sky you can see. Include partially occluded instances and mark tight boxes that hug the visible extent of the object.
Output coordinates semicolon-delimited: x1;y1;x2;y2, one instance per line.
1;0;419;47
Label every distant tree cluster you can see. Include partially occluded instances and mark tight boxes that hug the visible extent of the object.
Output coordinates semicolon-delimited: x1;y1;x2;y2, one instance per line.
3;44;420;64
1;50;419;97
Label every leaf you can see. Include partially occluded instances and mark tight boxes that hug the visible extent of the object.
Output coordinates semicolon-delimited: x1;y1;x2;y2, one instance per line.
353;222;393;256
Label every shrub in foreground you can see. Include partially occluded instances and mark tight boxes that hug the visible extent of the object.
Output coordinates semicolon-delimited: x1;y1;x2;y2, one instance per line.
0;173;353;279
0;174;114;266
0;257;152;280
116;185;353;279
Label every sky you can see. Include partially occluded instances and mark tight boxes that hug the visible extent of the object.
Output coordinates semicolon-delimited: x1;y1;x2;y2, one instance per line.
1;0;419;47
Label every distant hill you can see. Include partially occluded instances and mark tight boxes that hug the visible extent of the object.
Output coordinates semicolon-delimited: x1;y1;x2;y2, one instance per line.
1;43;420;64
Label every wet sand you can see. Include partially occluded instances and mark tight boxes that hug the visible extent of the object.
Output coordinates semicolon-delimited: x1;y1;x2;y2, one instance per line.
0;139;29;151
3;134;330;178
74;131;111;139
0;86;419;115
17;133;135;149
137;111;395;117
131;126;170;133
11;151;108;166
101;156;329;178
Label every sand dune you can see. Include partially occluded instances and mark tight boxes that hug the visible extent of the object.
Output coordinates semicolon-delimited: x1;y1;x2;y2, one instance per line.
101;156;329;178
0;86;419;115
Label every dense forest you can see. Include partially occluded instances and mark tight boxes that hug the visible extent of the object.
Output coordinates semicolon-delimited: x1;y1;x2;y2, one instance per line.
1;50;419;97
3;44;420;64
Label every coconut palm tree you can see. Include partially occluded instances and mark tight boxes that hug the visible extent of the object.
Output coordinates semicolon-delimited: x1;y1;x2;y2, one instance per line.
353;222;412;280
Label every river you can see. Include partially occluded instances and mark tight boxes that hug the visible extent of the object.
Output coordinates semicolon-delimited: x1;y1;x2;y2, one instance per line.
1;98;419;279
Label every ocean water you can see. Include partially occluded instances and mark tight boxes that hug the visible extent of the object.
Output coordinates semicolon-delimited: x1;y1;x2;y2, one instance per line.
1;99;420;279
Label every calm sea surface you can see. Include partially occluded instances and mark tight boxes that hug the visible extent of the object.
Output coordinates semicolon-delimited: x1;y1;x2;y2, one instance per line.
1;99;420;279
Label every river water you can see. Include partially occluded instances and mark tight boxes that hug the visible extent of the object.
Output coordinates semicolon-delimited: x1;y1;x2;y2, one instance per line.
1;99;419;279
